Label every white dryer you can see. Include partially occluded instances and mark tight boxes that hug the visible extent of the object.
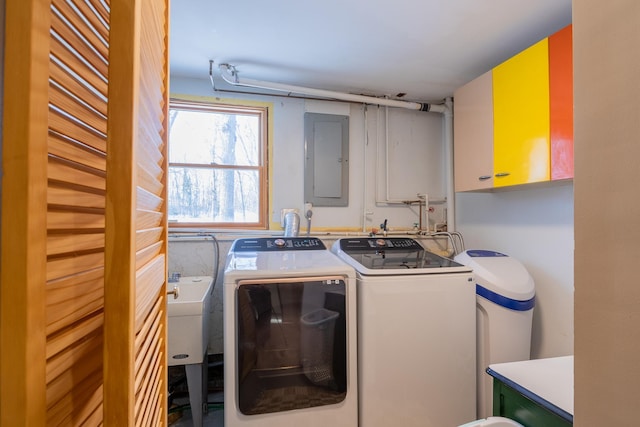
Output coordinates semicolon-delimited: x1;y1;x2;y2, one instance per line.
332;237;476;427
223;237;357;426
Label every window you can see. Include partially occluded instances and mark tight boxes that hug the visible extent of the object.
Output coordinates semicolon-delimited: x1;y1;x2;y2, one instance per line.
168;100;268;228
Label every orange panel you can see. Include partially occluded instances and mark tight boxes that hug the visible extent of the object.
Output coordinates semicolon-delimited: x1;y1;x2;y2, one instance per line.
549;25;574;180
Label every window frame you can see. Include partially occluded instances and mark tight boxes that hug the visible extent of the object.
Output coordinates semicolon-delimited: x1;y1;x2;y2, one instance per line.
167;99;269;229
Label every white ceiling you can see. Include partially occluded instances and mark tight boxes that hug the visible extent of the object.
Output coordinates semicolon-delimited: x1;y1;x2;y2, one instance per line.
169;0;572;103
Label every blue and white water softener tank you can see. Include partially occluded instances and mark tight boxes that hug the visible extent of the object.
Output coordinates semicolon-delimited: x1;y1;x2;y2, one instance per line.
454;250;535;419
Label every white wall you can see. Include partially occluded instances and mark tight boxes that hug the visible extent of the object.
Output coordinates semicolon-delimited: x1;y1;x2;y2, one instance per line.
455;183;574;358
170;76;448;233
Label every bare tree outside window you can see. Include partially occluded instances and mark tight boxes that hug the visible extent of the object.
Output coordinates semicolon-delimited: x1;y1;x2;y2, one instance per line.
168;101;267;228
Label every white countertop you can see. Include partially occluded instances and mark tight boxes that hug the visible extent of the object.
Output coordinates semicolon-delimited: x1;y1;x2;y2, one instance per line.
488;355;574;416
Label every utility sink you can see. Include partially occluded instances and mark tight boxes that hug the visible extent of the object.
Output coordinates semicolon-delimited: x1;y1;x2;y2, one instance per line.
167;275;214;426
167;276;214;366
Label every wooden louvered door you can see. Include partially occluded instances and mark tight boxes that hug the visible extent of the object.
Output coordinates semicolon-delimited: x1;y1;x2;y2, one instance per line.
0;0;169;425
105;0;170;425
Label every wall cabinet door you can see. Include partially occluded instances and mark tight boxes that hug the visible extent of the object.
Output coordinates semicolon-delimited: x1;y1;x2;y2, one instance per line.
549;24;574;180
493;38;551;187
454;71;494;191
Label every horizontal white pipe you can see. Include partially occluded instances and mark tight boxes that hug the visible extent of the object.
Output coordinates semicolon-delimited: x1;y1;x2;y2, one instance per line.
219;63;442;112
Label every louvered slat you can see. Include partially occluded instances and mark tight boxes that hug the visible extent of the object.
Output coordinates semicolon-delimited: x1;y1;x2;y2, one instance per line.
136;241;163;270
46;287;103;336
47;252;105;282
83;402;104;427
139;73;165;122
52;0;109;60
138;164;164;196
49;107;107;152
47;187;106;210
79;0;110;37
135;346;162;427
134;307;161;392
137;186;163;211
137;157;164;193
49;81;107;133
134;255;165;332
137;123;165;169
48;130;106;170
49;41;107;97
50;58;107;117
45;269;103;335
47;233;105;256
48;157;106;190
47;211;105;230
136;209;164;229
46;346;102;408
136;227;163;251
45;311;103;360
46;369;103;426
134;306;163;427
50;13;108;79
46;325;102;381
134;296;163;362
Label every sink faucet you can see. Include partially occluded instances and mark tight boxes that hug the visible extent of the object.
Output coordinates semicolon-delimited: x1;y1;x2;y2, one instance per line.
380;219;388;236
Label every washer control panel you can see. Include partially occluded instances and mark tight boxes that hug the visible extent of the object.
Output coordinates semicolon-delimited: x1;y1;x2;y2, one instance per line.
232;237;326;251
339;238;423;251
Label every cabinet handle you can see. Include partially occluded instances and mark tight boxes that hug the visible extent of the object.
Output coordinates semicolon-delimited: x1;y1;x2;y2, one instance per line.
495;172;510;178
478;175;492;181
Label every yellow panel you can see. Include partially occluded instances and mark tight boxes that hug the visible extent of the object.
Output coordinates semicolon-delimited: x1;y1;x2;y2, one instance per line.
493;38;550;187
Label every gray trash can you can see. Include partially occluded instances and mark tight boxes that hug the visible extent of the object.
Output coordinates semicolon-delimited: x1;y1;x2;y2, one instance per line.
300;308;339;386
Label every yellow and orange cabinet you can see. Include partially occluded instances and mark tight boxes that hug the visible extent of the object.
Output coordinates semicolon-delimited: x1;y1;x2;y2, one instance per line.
453;24;573;192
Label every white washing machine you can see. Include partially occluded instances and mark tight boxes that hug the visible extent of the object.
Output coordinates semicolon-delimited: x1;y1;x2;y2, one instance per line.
332;237;476;427
223;237;358;426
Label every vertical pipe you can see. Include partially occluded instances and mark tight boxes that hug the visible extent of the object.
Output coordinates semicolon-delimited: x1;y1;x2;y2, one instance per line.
385;105;391;201
362;104;368;232
443;97;455;232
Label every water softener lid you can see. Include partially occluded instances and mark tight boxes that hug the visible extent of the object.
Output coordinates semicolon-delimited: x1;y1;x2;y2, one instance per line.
454;250;535;301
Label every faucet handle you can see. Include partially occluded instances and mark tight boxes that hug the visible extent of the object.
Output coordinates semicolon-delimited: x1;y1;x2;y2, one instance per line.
167;285;180;299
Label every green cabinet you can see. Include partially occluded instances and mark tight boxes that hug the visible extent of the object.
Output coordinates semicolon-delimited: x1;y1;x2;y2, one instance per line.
493;379;572;427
